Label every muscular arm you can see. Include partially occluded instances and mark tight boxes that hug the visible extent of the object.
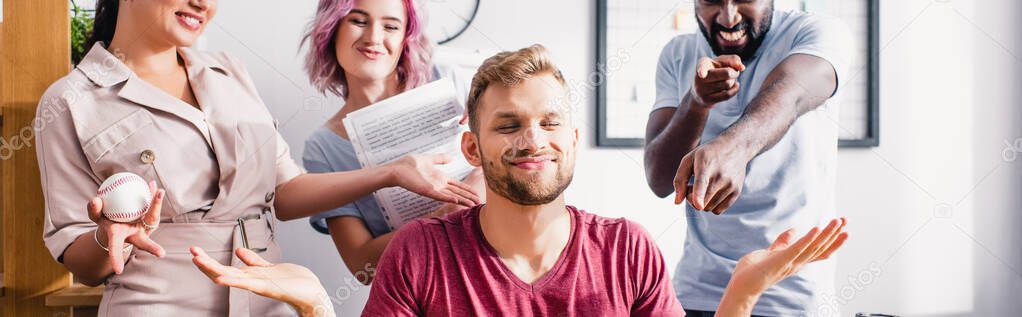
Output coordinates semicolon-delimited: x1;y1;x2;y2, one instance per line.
687;54;837;212
716;54;837;159
646;54;837;210
643;92;711;198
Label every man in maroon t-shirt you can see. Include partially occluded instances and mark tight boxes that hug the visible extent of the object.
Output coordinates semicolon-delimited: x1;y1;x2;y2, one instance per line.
357;45;686;316
190;45;848;317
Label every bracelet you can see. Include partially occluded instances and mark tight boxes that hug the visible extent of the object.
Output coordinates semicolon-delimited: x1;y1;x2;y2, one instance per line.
94;229;133;253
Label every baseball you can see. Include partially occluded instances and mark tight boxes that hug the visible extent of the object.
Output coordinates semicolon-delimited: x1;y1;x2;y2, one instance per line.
98;172;153;223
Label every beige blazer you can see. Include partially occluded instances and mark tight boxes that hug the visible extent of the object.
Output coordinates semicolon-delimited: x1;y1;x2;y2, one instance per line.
36;44;303;316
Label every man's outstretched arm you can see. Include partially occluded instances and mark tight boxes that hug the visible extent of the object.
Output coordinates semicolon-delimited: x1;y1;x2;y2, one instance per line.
644;94;711;198
682;54;838;213
718;53;837;161
644;56;745;198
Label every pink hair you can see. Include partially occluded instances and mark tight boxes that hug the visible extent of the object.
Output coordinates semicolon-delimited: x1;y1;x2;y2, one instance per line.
301;0;433;97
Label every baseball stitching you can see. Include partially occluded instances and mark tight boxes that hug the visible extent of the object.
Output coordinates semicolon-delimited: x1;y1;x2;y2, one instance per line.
99;174;150;219
98;174;144;196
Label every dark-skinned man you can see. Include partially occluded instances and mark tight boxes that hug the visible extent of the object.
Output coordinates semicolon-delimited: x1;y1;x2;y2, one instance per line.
644;1;850;316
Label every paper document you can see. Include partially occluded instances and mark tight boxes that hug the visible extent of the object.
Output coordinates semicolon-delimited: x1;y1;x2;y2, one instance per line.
343;78;473;230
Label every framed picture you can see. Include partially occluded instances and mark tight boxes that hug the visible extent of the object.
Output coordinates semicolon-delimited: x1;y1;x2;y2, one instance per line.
595;0;879;148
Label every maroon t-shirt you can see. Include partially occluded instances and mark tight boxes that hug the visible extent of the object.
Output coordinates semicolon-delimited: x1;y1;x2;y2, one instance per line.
362;205;685;316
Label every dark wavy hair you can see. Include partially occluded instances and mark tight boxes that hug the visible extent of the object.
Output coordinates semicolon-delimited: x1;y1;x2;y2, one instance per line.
84;0;120;51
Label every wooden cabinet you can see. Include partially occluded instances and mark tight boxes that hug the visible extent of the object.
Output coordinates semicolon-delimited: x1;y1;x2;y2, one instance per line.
1;0;76;316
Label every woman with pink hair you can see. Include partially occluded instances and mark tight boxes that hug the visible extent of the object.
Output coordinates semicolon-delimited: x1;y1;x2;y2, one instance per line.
297;0;485;284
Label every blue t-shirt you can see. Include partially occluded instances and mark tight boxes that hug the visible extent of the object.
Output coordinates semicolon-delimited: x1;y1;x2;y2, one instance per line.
304;64;474;236
652;10;851;316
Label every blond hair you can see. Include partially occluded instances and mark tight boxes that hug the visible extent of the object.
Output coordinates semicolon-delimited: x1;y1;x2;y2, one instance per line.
466;44;566;132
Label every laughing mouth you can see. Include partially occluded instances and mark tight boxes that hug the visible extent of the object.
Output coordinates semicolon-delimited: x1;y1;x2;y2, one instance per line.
716;28;747;46
719;29;745;41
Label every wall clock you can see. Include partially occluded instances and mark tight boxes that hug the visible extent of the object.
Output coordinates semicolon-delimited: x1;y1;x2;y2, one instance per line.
423;0;480;45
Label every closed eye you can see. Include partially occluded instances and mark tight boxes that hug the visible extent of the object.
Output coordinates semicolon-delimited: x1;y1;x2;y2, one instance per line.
496;125;519;133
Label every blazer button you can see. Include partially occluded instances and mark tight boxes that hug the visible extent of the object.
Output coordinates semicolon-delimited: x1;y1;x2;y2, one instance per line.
140;150;156;164
264;192;275;203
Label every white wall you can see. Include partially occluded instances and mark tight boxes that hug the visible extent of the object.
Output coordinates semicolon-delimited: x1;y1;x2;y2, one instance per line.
833;0;1022;316
198;0;1022;315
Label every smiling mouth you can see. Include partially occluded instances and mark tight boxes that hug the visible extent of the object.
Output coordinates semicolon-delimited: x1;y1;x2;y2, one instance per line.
175;12;203;30
716;29;747;47
358;48;384;60
509;156;557;170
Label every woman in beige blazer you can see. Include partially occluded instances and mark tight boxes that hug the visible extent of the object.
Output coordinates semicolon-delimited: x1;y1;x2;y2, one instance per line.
35;0;478;316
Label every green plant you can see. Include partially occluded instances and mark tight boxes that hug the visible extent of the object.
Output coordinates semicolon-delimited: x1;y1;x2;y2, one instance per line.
70;0;95;65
